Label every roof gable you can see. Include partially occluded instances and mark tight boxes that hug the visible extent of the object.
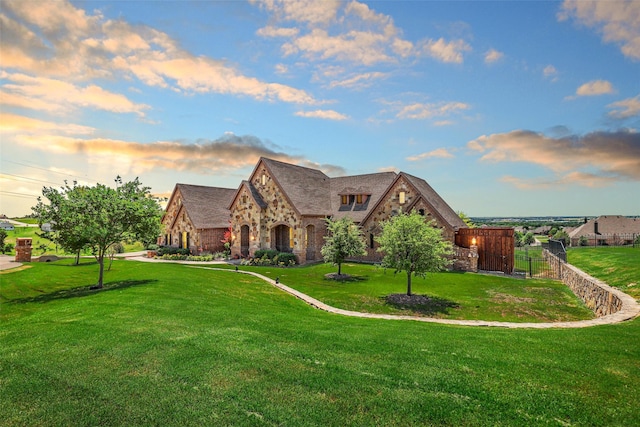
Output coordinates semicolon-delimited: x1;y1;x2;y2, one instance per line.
172;184;235;229
329;172;397;222
401;173;466;229
257;157;331;216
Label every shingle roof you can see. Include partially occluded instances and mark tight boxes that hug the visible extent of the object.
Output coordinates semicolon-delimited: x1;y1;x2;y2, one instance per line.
330;172;397;222
402;173;467;229
175;184;235;229
261;158;331;216
569;215;640;238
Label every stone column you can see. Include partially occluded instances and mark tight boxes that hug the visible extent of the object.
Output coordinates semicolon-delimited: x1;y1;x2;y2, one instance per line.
469;244;478;272
15;237;33;262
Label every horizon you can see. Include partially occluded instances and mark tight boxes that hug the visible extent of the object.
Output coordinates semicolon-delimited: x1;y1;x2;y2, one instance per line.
1;1;639;217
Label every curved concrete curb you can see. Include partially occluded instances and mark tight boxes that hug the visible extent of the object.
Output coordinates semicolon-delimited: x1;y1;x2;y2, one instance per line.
189;266;640;329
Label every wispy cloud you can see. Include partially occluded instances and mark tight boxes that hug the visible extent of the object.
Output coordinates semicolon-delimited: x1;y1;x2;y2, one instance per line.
484;48;504;64
0;112;95;135
468;129;640;187
328;72;388;89
1;0;319;106
406;148;455;162
14;130;346;176
608;95;640;119
543;65;559;81
396;101;470;120
294;109;349;120
254;0;471;66
559;0;640;61
1;72;150;117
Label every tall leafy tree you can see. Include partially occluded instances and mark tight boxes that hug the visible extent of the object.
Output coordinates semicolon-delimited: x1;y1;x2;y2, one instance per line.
320;216;367;276
376;210;453;296
33;177;162;288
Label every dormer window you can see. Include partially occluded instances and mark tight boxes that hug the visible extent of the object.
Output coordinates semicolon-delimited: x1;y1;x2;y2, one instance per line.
356;194;363;204
341;195;348;205
399;191;406;204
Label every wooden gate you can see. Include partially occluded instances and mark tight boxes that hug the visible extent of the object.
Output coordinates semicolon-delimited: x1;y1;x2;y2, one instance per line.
456;228;514;274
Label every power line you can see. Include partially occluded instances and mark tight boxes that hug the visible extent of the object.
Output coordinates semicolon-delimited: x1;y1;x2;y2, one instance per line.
0;172;61;186
0;190;39;199
1;159;99;183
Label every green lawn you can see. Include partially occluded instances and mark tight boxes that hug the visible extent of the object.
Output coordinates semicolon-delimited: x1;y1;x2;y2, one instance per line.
1;259;638;426
568;247;640;300
226;263;592;323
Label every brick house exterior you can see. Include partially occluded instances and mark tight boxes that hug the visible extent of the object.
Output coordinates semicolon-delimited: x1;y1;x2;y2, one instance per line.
160;184;235;254
568;215;640;246
227;158;467;263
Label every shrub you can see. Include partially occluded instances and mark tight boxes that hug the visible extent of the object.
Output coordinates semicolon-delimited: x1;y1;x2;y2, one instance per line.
147;244;159;251
254;249;279;260
579;236;589;246
157;246;190;256
274;252;297;265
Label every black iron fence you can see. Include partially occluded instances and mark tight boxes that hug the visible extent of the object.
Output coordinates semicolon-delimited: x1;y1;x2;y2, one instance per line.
514;253;555;278
571;233;639;247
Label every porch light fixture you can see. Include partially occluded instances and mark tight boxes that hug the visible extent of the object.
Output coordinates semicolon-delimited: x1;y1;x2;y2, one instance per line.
471;237;477;245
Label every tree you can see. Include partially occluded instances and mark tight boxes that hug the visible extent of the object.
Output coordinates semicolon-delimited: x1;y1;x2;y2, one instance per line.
551;229;570;245
33;177;162;288
457;211;475;228
376;210;453;296
320;216;367;276
521;231;535;246
0;229;8;254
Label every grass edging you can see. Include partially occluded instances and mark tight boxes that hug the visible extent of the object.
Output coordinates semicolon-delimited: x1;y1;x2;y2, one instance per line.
191;266;639;329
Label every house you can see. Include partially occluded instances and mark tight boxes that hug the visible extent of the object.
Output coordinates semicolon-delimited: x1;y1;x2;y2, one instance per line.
0;221;15;231
568;215;640;246
160;184;236;253
226;157;466;263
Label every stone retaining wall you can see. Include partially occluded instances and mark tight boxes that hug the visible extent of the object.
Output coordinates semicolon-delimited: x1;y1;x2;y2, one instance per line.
543;249;631;317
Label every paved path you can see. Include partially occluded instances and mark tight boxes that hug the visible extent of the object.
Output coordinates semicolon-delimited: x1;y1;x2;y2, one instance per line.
184;265;639;329
0;254;22;271
5;254;638;328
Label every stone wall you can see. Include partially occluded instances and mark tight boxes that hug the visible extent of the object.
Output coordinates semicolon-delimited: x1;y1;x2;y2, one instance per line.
543;249;630;317
452;245;478;272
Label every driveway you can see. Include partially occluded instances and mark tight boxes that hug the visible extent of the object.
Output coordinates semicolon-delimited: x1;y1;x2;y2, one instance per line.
0;254;21;271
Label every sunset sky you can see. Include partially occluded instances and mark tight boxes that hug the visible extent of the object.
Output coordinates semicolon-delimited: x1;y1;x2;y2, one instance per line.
1;0;639;218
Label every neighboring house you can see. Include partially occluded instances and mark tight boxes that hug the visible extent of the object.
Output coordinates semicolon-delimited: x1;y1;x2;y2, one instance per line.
568;215;640;246
161;184;236;254
227;157;467;263
0;221;15;231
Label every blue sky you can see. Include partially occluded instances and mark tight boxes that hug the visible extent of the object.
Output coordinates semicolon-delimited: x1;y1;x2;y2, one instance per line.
1;0;639;217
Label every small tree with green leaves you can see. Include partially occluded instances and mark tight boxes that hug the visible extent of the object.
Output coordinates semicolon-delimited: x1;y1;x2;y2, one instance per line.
376;210;453;296
33;177;162;288
321;216;367;276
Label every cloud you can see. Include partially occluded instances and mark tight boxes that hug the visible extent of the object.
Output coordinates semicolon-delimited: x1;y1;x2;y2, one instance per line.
420;38;471;64
1;73;150;116
575;80;616;96
608;95;640;119
254;0;470;66
559;0;640;61
0;113;95;135
543;65;559;82
14;131;346;176
1;0;319;105
328;72;388;89
396;101;470;120
484;49;504;64
468;129;640;186
406;148;455;161
294;109;349;120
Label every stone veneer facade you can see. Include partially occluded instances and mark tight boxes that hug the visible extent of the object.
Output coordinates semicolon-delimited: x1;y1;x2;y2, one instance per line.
359;176;458;262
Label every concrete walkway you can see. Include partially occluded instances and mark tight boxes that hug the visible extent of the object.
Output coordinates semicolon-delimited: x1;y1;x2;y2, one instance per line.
5;253;638;328
183;265;639;329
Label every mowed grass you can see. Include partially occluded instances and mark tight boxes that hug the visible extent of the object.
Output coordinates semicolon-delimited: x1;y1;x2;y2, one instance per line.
1;259;639;426
227;263;593;323
568;247;640;300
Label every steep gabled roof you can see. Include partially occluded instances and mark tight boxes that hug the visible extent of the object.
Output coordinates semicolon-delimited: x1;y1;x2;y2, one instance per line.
260;157;331;216
229;180;268;210
330;172;397;222
568;215;640;238
401;173;467;230
173;184;235;229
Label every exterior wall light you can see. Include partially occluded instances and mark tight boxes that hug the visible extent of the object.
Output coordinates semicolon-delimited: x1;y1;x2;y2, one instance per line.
471;237;477;245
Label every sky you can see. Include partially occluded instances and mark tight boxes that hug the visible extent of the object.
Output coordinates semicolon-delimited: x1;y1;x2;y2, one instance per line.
1;0;639;218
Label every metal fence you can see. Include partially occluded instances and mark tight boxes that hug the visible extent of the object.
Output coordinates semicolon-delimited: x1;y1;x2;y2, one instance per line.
571;233;639;247
514;253;555;278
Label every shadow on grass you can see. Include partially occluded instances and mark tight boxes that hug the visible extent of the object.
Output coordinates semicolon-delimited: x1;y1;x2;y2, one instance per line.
383;293;460;316
323;273;369;283
6;279;157;305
